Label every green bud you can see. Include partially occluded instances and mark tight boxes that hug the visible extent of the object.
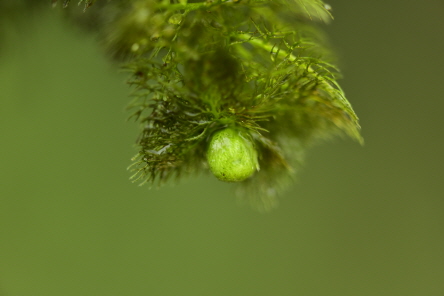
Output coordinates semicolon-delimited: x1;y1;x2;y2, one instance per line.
168;14;183;25
206;128;259;182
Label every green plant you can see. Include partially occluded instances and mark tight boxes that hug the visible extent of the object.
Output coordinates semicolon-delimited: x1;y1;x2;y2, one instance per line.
60;0;362;211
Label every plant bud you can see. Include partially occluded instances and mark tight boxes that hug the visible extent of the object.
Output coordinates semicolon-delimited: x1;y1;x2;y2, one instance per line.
206;128;259;182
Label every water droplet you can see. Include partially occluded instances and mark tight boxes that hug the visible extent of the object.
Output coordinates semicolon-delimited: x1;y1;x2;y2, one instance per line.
168;14;183;25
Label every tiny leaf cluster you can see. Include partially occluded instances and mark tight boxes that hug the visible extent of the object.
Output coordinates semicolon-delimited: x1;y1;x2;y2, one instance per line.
63;0;362;210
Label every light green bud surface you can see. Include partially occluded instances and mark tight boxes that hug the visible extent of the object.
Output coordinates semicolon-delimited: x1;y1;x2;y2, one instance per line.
206;128;259;182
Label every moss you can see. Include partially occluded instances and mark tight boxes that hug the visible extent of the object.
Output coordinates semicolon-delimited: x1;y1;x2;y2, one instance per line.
54;0;362;210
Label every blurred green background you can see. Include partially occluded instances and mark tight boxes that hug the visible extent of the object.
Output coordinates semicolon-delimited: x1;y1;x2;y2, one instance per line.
1;1;443;295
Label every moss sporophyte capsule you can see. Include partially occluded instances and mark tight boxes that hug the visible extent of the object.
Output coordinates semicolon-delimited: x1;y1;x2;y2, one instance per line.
206;128;259;182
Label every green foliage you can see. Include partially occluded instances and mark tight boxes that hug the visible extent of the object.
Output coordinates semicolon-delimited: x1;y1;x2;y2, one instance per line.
64;0;362;210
